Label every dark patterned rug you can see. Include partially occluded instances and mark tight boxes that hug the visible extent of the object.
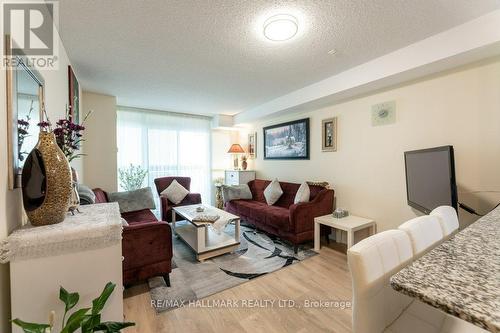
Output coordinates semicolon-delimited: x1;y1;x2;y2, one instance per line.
148;221;317;312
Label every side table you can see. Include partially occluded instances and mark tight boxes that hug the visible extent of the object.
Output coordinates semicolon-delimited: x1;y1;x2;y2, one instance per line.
314;214;376;252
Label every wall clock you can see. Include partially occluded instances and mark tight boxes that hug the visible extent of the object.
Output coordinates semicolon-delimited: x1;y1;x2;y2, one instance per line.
371;101;396;126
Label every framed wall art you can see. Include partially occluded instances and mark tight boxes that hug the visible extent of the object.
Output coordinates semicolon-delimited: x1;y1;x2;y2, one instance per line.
248;132;257;159
322;117;337;152
68;65;80;123
263;118;309;160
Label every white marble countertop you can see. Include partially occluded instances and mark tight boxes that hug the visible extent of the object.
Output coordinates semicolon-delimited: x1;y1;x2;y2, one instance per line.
0;203;122;263
390;206;500;332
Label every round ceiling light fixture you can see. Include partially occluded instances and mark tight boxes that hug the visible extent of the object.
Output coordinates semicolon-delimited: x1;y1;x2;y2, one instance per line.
263;14;298;41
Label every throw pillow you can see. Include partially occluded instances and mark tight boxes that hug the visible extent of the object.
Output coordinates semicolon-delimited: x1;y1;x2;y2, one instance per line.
108;187;156;213
264;179;283;206
77;183;96;205
294;182;310;204
221;184;253;204
121;218;129;227
307;181;331;189
160;179;189;204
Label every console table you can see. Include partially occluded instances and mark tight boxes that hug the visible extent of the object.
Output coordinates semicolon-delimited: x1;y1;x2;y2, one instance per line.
224;170;256;185
0;203;123;333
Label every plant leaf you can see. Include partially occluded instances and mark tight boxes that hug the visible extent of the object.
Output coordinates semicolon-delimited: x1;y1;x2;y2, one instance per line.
92;321;135;332
61;308;90;333
81;314;101;333
59;286;79;312
11;319;50;333
91;282;115;315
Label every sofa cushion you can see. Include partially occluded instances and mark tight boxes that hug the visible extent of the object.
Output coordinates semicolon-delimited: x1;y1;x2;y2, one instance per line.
227;200;291;231
263;205;290;231
78;184;96;205
108;187;156;213
121;209;158;224
248;179;302;208
160;179;189;204
227;200;268;223
294;182;310;204
248;179;271;204
264;179;283;205
221;184;253;204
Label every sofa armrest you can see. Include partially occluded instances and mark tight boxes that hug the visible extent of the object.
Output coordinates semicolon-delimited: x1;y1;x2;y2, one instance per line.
160;193;202;221
122;221;172;270
289;189;334;233
160;197;170;222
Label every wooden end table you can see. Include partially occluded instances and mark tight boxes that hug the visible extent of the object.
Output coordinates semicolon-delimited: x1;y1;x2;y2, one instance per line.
314;214;376;252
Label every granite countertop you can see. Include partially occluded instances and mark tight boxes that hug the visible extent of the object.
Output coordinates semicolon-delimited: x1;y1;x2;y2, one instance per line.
390;206;500;333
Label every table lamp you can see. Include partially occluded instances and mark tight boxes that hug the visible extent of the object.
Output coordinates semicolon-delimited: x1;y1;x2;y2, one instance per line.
227;144;245;170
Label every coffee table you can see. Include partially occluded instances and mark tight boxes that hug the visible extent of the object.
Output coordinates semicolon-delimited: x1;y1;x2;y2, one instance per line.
172;204;240;262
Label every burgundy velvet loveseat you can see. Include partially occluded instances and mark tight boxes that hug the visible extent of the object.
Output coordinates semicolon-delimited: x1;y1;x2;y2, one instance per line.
225;179;334;252
93;188;173;287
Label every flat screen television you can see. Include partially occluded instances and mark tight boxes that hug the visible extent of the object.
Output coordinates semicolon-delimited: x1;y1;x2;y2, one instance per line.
404;145;458;214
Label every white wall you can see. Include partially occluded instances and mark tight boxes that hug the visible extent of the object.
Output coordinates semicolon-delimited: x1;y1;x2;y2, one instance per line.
247;59;500;231
81;92;118;192
0;22;76;333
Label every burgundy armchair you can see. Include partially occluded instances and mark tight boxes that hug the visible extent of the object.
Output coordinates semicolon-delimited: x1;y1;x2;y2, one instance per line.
93;188;173;287
154;177;202;222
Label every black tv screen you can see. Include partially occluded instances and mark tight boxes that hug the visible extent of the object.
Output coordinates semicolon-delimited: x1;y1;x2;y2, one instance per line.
404;145;458;214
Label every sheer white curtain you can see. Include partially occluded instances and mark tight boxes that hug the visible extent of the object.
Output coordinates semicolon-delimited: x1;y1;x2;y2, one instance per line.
116;107;212;207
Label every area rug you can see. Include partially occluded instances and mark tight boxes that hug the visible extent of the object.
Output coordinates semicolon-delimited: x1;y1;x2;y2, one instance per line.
148;221;317;312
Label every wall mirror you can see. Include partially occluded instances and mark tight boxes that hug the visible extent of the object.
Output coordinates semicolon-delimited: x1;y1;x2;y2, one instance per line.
5;35;45;189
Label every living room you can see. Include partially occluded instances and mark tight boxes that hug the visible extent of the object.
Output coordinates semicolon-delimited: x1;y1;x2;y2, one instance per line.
1;1;500;333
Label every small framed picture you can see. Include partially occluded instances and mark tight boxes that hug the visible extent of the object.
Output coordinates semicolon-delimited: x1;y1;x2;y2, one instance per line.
248;132;257;159
322;117;337;152
68;66;80;124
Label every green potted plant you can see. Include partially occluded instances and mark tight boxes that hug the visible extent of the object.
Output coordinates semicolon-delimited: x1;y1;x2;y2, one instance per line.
12;282;134;333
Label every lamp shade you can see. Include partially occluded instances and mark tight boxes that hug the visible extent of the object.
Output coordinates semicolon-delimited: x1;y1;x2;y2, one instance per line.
227;144;245;154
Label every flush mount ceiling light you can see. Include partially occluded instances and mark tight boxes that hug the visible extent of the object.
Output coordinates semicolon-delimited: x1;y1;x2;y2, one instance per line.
263;14;298;41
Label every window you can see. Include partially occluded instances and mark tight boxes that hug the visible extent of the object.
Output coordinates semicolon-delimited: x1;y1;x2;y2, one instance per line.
117;107;212;211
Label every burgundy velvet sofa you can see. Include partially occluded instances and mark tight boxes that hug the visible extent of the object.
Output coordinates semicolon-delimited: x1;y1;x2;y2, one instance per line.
93;188;173;287
225;179;334;252
154;177;202;222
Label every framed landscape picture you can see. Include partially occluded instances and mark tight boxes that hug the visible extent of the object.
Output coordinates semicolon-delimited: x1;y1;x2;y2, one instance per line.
263;118;309;160
322;117;337;152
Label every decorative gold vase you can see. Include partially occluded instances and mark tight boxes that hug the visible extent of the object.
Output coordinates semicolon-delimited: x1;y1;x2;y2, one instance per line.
22;131;72;226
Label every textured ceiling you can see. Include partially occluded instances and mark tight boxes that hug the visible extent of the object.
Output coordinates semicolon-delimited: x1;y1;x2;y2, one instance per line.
59;0;500;115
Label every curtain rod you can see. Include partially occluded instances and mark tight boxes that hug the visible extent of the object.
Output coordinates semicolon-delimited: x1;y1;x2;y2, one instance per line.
117;105;213;120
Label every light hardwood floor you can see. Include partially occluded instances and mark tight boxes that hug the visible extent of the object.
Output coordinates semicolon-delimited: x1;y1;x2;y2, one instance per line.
123;246;353;333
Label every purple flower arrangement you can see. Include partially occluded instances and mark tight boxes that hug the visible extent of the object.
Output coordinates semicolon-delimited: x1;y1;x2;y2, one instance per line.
38;106;92;162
